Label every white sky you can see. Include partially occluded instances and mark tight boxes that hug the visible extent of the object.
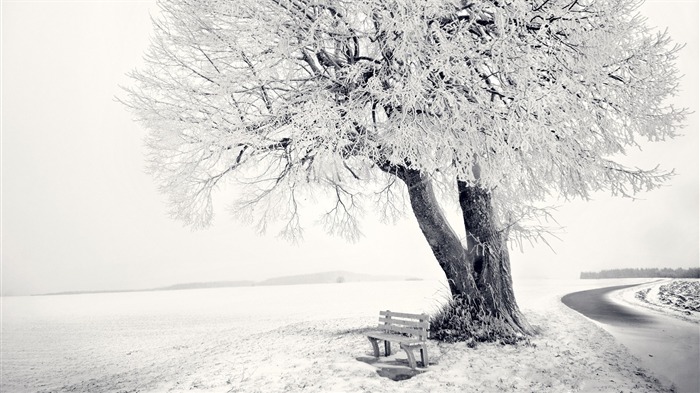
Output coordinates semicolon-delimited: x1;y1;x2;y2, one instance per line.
2;0;698;296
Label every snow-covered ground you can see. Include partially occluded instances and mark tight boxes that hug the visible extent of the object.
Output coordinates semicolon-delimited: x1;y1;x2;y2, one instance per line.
0;278;679;392
615;279;700;324
608;279;700;393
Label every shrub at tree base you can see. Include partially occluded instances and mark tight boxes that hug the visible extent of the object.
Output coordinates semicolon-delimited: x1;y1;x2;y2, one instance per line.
430;295;529;346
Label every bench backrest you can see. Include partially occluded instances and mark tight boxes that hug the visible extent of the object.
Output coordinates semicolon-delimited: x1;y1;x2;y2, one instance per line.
378;310;429;341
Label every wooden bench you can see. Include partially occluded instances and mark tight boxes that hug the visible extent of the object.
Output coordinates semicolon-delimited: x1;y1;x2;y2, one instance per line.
366;310;429;369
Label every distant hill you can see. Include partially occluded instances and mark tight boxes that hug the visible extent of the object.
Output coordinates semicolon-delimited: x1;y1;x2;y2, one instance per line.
34;281;255;296
34;289;143;296
158;281;255;291
257;270;416;286
34;271;420;296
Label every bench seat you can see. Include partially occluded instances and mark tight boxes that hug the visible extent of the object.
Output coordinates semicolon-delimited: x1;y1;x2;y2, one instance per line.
366;331;424;345
366;310;429;369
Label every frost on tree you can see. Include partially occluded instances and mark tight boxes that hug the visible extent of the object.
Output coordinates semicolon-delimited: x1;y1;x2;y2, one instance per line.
124;0;686;341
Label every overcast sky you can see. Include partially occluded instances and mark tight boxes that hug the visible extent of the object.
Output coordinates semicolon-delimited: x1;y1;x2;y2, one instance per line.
2;0;698;296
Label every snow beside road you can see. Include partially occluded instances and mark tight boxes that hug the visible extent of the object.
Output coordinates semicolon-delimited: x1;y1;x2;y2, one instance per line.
614;279;700;324
599;279;700;393
1;278;677;392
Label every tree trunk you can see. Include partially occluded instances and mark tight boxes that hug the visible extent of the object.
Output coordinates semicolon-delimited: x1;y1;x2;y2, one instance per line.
457;180;533;336
394;167;533;342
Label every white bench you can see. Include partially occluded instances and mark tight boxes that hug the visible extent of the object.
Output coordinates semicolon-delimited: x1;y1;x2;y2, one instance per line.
366;310;429;369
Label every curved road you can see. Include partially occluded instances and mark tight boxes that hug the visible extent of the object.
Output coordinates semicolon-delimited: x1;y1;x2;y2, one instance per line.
561;284;653;326
562;283;700;393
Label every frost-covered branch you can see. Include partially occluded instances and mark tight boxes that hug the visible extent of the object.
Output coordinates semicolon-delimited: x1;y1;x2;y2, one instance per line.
124;0;687;240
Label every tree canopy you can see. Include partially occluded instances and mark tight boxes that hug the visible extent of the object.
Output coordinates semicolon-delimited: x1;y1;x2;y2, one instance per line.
125;0;686;241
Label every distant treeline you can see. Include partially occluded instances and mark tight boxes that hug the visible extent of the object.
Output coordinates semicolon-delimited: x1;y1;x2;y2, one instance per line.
580;267;700;279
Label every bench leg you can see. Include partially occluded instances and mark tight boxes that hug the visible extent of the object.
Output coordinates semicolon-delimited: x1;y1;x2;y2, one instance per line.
384;341;391;356
399;344;417;370
367;337;380;357
420;344;428;367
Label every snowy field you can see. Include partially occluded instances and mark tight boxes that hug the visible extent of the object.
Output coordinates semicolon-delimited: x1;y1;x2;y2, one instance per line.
617;279;700;324
0;278;680;392
607;279;699;393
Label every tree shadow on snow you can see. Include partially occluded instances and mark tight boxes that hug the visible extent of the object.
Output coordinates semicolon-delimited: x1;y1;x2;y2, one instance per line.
356;355;427;381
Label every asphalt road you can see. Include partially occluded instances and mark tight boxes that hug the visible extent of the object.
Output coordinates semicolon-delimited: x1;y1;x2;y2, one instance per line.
561;284;653;326
562;283;700;393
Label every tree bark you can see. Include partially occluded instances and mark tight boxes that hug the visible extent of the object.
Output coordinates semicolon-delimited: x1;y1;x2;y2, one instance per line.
390;165;533;340
395;168;480;297
457;180;532;335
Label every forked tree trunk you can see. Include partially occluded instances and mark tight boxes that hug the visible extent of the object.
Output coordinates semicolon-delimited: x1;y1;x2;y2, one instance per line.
394;167;533;341
457;180;532;336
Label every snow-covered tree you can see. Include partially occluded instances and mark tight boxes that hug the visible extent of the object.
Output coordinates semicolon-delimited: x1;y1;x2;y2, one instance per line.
124;0;686;341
